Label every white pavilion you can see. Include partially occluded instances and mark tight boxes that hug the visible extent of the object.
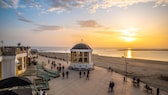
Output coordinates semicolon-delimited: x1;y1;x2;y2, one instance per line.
70;43;93;70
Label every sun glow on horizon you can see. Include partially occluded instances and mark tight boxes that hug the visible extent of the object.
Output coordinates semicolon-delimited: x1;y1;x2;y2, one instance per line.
121;37;136;42
120;28;138;42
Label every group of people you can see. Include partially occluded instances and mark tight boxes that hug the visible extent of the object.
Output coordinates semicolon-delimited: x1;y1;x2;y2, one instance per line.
48;59;66;72
144;84;160;95
108;81;115;92
57;65;65;72
132;76;140;86
62;71;69;79
79;70;90;80
133;76;161;95
50;60;57;70
144;84;153;93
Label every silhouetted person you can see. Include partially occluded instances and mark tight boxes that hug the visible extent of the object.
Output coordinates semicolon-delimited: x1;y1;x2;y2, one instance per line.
79;71;82;78
157;88;160;95
51;65;53;70
48;60;50;64
132;76;136;82
86;73;89;80
87;70;90;75
62;66;64;71
137;78;140;84
43;91;45;95
108;81;114;92
109;81;112;92
111;81;115;92
83;71;86;77
57;67;59;71
54;63;56;69
108;66;111;72
123;77;126;82
62;72;65;79
66;71;69;79
59;66;61;72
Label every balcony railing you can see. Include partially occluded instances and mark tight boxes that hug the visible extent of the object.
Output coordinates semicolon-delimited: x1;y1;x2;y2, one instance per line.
0;46;30;56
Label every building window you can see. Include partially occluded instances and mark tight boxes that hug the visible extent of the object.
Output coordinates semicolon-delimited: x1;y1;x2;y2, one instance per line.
18;65;22;70
17;58;22;70
24;57;26;68
84;52;88;56
79;58;82;62
84;58;88;62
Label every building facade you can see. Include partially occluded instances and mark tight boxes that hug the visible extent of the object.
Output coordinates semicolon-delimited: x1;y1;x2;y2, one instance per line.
70;43;93;70
0;46;31;80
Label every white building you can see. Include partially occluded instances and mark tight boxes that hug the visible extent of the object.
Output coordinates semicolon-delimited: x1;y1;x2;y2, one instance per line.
0;46;31;80
70;43;93;70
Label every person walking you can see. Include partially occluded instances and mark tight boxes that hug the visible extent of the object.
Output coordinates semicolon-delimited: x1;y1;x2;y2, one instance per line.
157;88;160;95
66;71;69;79
83;71;85;77
108;81;112;92
87;70;90;75
48;60;50;64
86;73;89;80
62;72;65;79
109;81;115;92
62;66;65;71
111;81;115;92
123;77;126;82
79;71;82;78
86;70;90;80
43;91;45;95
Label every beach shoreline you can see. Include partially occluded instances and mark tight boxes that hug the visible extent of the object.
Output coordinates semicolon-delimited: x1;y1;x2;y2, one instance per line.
38;52;168;92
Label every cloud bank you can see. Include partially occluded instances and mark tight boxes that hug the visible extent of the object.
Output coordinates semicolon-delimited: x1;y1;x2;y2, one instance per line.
16;12;34;24
78;20;102;28
34;25;62;32
0;0;167;13
16;11;62;32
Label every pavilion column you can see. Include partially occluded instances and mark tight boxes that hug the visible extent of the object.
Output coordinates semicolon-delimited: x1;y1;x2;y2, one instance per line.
22;57;24;72
89;51;91;64
82;52;84;63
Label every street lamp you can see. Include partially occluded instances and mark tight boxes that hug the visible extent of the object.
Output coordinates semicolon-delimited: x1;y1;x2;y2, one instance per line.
123;51;128;82
1;40;4;52
65;50;68;64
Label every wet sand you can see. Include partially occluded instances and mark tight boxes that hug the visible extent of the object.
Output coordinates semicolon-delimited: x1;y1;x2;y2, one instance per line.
38;52;168;92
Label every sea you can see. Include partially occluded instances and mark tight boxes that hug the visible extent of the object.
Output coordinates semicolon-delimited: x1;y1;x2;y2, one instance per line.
32;47;168;62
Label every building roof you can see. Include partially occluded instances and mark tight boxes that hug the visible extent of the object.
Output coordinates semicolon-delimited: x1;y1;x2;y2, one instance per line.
72;43;91;49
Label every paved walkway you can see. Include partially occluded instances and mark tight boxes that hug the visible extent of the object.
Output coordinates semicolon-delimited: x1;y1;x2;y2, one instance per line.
37;56;167;95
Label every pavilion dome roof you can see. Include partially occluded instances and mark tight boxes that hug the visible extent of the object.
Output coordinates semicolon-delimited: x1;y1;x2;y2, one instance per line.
71;43;91;49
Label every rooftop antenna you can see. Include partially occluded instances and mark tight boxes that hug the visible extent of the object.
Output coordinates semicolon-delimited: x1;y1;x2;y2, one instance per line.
0;40;3;47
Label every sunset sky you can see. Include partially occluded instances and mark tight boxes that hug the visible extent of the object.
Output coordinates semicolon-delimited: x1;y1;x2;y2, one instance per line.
0;0;168;48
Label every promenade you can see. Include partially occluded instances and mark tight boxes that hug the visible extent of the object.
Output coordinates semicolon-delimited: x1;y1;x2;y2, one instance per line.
37;55;167;95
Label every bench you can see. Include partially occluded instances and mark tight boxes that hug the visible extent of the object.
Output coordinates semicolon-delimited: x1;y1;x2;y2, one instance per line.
133;81;140;87
144;85;153;93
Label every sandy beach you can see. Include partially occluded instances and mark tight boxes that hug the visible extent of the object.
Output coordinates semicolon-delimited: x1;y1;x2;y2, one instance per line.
38;52;168;93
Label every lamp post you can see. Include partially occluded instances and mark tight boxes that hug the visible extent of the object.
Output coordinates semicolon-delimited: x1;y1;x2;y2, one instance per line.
65;50;68;64
123;51;128;82
1;40;4;52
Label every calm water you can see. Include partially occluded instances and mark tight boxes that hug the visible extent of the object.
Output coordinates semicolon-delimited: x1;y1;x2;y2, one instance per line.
33;47;168;62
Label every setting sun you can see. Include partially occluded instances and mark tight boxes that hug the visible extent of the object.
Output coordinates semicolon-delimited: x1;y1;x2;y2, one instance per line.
120;28;138;42
121;37;136;42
